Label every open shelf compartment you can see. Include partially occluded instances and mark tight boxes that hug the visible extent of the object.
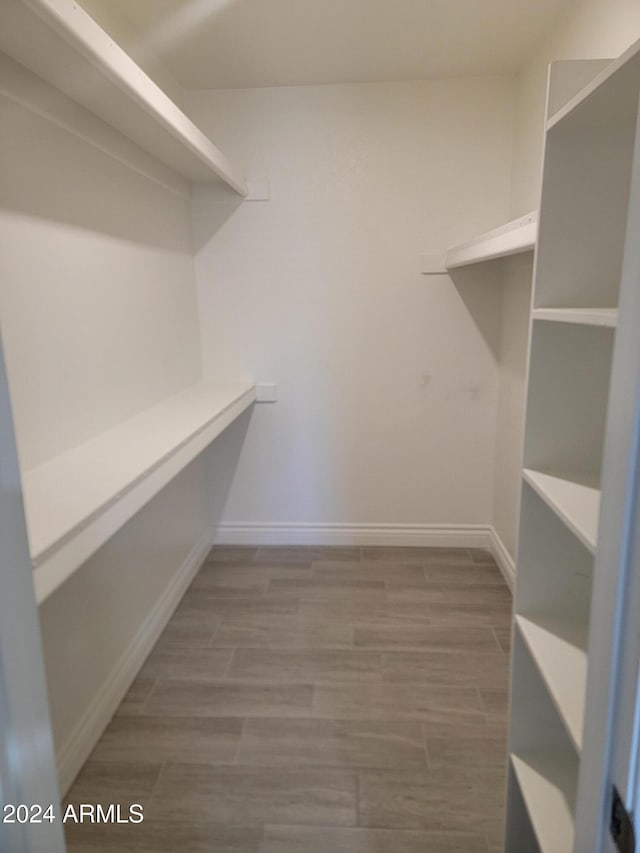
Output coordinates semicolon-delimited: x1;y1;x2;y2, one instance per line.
507;630;579;850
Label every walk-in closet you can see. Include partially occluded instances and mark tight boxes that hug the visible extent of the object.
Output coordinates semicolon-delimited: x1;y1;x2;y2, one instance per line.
1;1;640;851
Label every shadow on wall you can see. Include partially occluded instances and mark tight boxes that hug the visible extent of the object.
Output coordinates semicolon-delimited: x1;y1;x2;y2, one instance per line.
206;406;254;531
447;260;504;360
190;184;245;253
0;95;243;250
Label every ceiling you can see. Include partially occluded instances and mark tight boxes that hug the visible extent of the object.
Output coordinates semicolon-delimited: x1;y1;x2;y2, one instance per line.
81;0;575;89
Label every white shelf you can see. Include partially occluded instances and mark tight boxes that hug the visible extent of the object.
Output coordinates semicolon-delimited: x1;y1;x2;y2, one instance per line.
511;752;576;853
516;615;588;752
444;211;537;270
548;38;640;132
0;0;247;192
22;382;256;603
522;469;600;554
532;308;618;328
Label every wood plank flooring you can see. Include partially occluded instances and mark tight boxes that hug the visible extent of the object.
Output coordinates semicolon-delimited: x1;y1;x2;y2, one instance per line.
64;546;512;852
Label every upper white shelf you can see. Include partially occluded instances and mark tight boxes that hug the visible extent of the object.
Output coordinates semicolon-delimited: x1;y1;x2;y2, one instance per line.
22;382;256;604
444;211;537;270
0;0;248;193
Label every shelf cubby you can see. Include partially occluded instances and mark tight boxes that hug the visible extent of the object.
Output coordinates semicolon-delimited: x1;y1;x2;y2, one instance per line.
534;125;635;310
516;615;588;752
515;483;593;750
511;752;578;853
524;321;614;488
506;41;640;849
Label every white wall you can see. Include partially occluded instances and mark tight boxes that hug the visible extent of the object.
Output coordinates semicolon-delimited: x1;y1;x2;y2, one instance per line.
0;57;215;790
187;78;515;537
510;0;640;217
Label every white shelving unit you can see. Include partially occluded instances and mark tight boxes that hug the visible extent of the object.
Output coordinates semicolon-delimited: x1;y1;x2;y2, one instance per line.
22;382;256;604
506;38;640;850
0;0;247;193
516;615;588;752
521;470;600;555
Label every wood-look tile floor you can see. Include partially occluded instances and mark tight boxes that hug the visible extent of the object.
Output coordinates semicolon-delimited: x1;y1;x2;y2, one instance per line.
64;546;512;853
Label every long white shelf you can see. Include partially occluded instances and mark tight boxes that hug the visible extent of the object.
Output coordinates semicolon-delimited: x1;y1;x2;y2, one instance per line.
511;752;576;853
516;614;588;752
444;211;537;270
0;0;247;193
522;469;600;555
22;382;256;603
532;308;618;328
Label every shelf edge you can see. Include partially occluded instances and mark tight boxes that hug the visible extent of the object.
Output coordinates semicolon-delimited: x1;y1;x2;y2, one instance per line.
444;212;537;270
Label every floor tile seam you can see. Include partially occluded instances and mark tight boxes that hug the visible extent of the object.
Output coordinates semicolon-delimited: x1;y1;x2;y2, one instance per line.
490;625;510;655
490;626;506;653
232;719;247;765
239;714;458;728
148;759;168;799
207;621;222;648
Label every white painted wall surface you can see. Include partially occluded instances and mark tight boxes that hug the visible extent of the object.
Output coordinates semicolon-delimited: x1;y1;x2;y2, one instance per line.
510;0;640;216
187;79;515;532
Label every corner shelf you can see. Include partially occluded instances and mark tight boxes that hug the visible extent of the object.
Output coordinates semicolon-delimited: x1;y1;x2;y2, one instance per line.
511;752;577;853
522;469;600;555
444;211;537;270
532;308;618;328
516;615;588;752
0;0;247;193
21;382;256;604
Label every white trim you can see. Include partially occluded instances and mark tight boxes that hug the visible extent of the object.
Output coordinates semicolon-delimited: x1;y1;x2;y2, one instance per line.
55;529;212;795
215;521;516;588
490;527;516;592
214;521;491;549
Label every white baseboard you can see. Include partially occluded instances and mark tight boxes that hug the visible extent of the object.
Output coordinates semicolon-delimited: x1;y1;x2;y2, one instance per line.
489;527;516;592
56;529;212;795
215;521;516;591
214;522;492;549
